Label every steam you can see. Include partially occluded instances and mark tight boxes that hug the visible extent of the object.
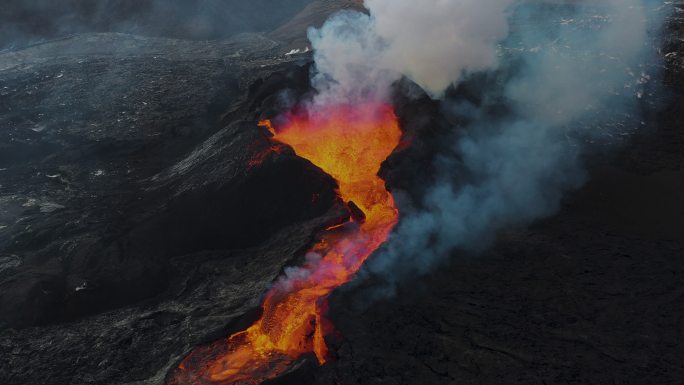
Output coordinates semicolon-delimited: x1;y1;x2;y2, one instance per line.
308;0;517;104
307;0;665;295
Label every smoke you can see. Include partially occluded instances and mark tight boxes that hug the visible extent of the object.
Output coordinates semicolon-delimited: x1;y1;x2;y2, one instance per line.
307;0;665;297
307;0;517;105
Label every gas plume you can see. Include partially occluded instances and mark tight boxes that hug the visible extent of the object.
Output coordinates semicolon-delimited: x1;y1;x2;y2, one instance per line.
308;0;517;104
306;0;665;296
363;0;666;295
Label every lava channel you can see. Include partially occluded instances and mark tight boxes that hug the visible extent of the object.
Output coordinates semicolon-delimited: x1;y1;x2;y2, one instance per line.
169;102;402;385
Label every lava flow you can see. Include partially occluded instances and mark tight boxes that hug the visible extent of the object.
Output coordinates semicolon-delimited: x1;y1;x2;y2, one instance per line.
170;102;401;385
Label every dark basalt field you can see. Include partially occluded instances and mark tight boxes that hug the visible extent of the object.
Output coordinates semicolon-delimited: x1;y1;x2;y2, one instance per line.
1;1;682;384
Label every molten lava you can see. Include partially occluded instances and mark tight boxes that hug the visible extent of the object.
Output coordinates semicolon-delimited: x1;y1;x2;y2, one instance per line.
171;103;401;385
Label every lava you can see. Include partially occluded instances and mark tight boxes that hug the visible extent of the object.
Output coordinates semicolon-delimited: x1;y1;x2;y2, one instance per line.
170;102;401;385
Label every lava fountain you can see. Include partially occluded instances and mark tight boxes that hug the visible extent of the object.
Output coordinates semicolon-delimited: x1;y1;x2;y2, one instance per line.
170;102;402;385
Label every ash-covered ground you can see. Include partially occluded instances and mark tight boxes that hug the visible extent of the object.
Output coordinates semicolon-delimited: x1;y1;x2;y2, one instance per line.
1;1;683;385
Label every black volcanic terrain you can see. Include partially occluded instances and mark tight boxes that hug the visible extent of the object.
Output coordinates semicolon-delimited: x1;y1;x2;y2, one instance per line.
1;1;683;384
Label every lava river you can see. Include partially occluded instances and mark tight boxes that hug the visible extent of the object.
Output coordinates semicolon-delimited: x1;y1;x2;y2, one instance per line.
170;102;402;385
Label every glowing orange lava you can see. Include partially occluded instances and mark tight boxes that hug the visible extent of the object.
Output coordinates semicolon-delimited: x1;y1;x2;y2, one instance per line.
170;102;401;385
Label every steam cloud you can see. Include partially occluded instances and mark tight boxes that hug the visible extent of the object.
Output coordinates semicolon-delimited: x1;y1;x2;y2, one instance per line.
308;0;516;104
307;0;665;296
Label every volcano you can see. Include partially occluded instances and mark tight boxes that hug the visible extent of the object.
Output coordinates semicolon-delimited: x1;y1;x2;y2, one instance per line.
1;1;684;385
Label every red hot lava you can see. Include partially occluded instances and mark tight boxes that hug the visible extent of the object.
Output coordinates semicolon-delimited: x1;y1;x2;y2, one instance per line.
170;102;401;385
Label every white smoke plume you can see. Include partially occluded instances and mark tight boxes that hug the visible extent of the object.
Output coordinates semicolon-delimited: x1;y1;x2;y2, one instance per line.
307;0;517;104
303;0;666;298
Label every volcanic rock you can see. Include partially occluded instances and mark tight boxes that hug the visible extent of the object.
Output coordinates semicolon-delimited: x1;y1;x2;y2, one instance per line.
269;0;365;49
0;29;347;384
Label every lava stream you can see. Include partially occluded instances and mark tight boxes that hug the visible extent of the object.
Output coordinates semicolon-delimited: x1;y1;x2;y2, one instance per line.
171;102;401;385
